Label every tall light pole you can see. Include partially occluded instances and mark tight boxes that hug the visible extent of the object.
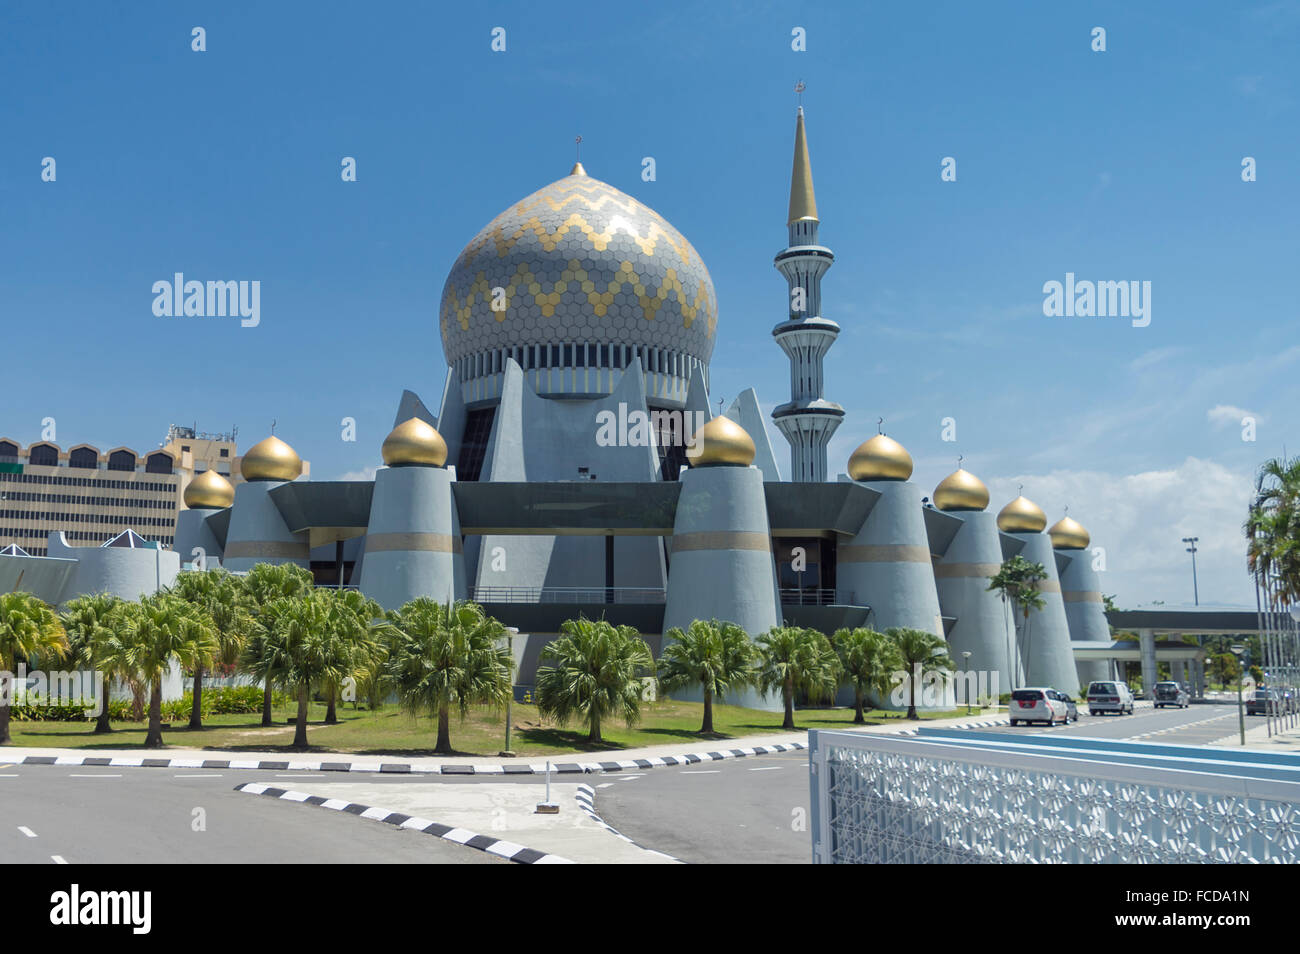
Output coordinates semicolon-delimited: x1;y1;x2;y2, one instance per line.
1231;644;1247;746
500;626;520;758
961;651;973;714
1182;536;1200;606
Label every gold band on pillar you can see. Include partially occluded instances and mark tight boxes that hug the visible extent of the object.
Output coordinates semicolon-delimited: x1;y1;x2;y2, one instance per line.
671;531;771;553
933;562;1003;579
365;532;463;554
224;541;310;560
839;544;932;564
1063;590;1103;603
1033;579;1062;594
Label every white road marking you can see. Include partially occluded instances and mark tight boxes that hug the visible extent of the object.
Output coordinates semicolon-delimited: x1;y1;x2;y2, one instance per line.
69;773;121;778
51;855;68;864
0;774;19;778
277;773;326;778
615;774;644;779
174;774;223;778
748;766;782;772
597;782;615;789
681;770;720;774
18;826;37;838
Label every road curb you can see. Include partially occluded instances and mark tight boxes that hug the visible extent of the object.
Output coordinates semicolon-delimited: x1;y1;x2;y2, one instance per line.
233;782;574;865
574;784;682;863
13;741;810;776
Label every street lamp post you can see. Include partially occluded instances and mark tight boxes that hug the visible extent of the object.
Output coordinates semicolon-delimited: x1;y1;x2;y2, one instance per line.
500;626;520;758
961;651;973;714
1182;536;1199;606
1231;644;1247;746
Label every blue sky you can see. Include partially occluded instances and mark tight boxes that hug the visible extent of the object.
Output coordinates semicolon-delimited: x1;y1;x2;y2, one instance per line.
2;1;1297;607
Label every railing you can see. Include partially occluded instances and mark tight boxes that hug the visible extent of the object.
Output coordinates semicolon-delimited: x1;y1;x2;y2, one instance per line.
470;585;666;604
779;587;839;605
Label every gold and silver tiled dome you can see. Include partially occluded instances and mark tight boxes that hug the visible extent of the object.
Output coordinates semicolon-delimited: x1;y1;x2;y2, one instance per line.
439;163;717;406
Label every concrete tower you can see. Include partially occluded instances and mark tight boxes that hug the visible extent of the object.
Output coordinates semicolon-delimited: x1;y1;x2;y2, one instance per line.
222;435;309;572
1051;513;1111;687
174;469;234;568
358;418;466;610
839;435;944;637
662;415;781;711
771;107;844;482
1002;515;1079;693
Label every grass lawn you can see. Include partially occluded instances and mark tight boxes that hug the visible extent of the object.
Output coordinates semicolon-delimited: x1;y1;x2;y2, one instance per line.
2;700;982;757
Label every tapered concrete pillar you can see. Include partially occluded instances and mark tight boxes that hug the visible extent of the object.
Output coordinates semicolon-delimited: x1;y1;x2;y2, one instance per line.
1139;628;1157;695
223;436;309;572
1004;530;1078;691
1058;548;1111;690
935;510;1011;695
838;481;942;636
358;418;464;610
174;508;225;568
662;417;780;711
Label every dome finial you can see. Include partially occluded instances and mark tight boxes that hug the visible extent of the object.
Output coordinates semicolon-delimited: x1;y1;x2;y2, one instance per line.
571;135;586;176
877;417;884;435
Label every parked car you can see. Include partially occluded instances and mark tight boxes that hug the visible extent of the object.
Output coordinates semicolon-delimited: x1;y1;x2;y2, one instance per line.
1087;680;1135;715
1247;688;1283;716
1152;681;1190;708
1009;687;1071;726
1049;688;1079;722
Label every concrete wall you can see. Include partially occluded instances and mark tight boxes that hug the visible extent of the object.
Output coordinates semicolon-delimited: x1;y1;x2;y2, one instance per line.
221;480;310;572
47;532;180;607
934;510;1013;695
173;507;224;569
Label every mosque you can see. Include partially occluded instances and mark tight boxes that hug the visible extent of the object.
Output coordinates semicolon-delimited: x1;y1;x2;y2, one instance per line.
155;105;1120;708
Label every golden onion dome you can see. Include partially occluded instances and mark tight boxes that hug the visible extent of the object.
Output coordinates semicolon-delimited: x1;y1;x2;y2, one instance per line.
997;495;1047;533
689;415;756;468
848;434;913;482
1049;515;1091;550
183;469;234;509
382;418;448;467
933;468;990;512
240;436;303;482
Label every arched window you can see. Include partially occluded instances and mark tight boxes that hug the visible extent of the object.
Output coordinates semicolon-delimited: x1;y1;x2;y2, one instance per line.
28;443;58;467
108;450;136;472
0;441;17;459
69;447;98;469
145;452;173;475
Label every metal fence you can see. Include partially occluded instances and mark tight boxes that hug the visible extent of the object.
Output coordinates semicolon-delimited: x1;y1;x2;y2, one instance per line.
809;728;1300;863
470;585;666;604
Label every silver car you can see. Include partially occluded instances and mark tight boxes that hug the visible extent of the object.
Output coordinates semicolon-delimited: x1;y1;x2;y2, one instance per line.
1087;680;1135;715
1009;687;1071;726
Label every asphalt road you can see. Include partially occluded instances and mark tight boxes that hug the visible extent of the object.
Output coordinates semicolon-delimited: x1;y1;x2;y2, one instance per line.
0;766;505;864
0;703;1268;865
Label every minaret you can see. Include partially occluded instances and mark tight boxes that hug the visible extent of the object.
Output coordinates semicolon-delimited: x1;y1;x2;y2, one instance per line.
771;104;844;482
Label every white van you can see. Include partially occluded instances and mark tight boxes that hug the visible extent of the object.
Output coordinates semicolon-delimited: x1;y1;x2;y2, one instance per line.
1087;680;1135;715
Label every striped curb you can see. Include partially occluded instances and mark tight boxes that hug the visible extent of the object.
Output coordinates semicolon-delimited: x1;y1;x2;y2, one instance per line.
233;782;573;865
574;784;681;863
11;741;809;775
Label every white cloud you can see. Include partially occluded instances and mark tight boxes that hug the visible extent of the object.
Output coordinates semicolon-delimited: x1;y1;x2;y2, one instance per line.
1207;404;1257;428
335;465;379;482
979;458;1257;609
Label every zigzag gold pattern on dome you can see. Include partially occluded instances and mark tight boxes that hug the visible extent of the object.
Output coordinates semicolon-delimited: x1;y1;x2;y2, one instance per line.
440;257;716;336
454;184;697;272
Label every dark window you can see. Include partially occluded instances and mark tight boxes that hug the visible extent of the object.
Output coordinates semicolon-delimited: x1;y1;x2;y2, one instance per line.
181;445;191;453
551;344;560;367
145;452;173;474
575;344;587;368
69;447;98;469
108;450;136;471
219;448;229;457
0;441;17;459
28;444;58;467
456;407;497;482
563;344;573;366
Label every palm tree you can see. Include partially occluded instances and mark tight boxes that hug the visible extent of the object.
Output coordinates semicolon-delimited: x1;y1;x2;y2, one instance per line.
535;617;654;745
888;627;955;719
111;594;218;747
382;599;512;755
168;569;255;728
320;589;387;724
986;555;1048;687
247;591;359;749
659;619;756;734
61;593;126;733
755;626;840;731
241;562;315;726
0;592;68;744
831;627;901;723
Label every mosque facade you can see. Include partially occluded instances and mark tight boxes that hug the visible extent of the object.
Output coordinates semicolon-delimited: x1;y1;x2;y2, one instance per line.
159;108;1117;707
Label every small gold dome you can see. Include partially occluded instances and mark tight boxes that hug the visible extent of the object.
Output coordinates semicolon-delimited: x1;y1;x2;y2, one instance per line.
848;434;913;481
997;495;1047;533
382;418;448;467
240;436;303;482
933;468;989;512
183;469;234;509
1049;515;1091;549
689;415;756;468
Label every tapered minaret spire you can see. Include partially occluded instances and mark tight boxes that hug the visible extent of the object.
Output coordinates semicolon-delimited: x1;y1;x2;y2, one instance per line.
771;101;844;482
